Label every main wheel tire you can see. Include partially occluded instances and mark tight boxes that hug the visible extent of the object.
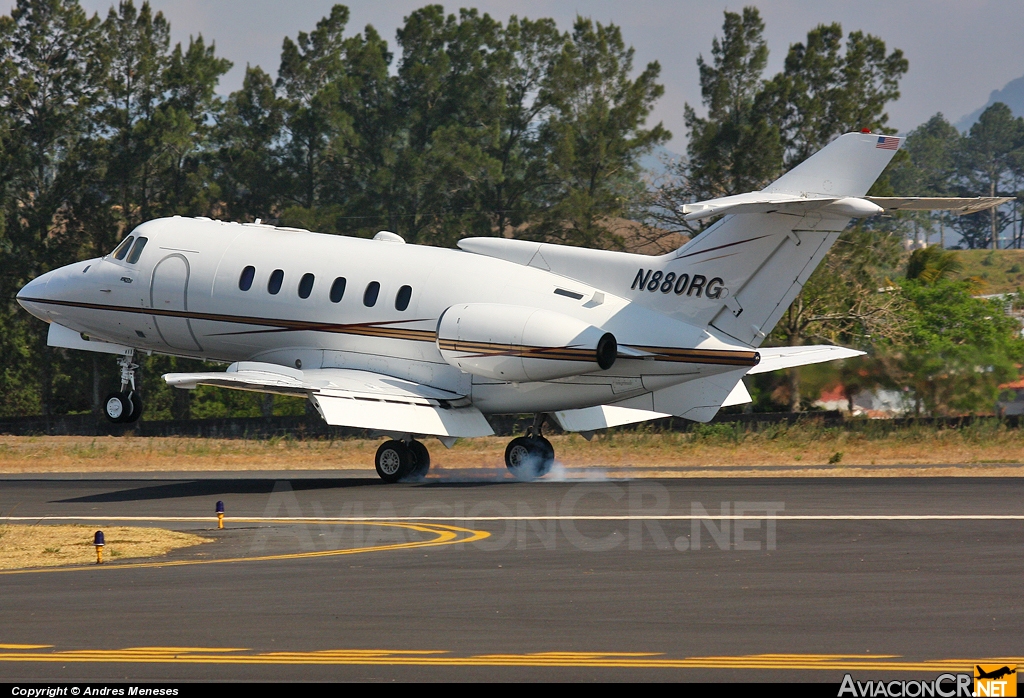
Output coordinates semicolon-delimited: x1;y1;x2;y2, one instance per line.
123;391;143;424
103;392;133;424
375;440;414;483
504;436;555;481
408;440;430;479
534;436;554;476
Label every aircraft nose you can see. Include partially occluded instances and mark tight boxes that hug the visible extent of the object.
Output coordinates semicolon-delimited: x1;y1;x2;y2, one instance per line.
17;269;57;320
17;271;50;301
17;261;91;320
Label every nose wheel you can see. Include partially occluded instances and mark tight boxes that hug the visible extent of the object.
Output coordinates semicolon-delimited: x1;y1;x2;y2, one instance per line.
505;416;555;481
104;390;143;424
103;351;143;424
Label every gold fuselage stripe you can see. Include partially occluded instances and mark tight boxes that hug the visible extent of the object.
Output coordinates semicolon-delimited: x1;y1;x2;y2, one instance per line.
22;297;759;367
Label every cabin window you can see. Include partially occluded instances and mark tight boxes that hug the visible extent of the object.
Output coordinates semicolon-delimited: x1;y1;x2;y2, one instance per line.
126;237;148;264
363;281;380;307
298;273;315;299
395;285;412;311
268;269;284;295
112;236;134;260
238;266;255;291
329;277;346;303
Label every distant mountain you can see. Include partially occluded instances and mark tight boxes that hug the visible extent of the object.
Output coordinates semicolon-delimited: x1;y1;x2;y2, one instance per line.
956;75;1024;132
639;144;683;178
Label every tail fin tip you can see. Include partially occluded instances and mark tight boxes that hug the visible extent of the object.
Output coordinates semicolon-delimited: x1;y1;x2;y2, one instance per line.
764;132;902;198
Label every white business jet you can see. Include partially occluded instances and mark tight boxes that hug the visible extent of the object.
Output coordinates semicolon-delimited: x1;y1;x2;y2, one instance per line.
17;131;1006;482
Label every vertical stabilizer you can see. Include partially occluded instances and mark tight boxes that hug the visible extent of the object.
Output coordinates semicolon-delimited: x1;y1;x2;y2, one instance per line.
456;133;902;349
764;132;901;197
645;132;902;345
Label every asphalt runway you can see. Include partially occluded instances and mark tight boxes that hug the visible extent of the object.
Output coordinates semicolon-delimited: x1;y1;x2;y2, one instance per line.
0;472;1022;682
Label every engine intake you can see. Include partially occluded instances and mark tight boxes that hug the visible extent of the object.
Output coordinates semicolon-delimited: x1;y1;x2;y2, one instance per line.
437;303;616;382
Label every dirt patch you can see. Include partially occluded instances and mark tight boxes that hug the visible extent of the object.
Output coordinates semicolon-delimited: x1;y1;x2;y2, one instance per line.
0;524;211;570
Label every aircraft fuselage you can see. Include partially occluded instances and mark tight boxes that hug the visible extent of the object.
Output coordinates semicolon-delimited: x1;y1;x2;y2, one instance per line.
18;216;752;415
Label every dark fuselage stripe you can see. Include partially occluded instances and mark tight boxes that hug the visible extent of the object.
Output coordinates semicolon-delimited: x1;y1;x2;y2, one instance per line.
20;296;437;342
24;296;760;368
676;235;769;260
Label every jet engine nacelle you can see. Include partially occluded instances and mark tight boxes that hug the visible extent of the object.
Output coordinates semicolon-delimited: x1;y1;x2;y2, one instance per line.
437;303;617;382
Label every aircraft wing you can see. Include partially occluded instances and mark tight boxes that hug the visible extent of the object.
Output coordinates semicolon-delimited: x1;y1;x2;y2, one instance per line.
164;361;494;438
865;196;1013;215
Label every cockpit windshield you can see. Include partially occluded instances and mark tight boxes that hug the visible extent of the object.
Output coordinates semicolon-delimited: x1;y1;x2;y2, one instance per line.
126;237;148;264
112;236;134;260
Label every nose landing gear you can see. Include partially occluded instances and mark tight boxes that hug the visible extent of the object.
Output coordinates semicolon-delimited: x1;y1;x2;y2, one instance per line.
505;414;555;481
103;350;143;424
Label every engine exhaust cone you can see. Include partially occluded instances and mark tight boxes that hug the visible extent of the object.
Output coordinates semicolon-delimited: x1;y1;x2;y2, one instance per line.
596;333;617;370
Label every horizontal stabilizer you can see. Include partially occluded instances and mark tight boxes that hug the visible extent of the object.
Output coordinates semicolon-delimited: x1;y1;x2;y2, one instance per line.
681;192;883;222
747;345;865;375
865;197;1013;215
164;362;493;437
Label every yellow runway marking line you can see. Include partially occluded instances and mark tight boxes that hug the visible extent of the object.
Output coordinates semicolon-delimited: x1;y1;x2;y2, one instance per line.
4;514;1024;522
0;644;53;650
0;647;1020;670
0;521;489;576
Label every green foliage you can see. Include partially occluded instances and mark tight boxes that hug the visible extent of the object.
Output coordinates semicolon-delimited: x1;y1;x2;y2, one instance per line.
906;246;963;283
759;22;907;167
650;8;907;238
890;279;1024;414
885;105;1024;250
683;7;782;200
532;17;668;248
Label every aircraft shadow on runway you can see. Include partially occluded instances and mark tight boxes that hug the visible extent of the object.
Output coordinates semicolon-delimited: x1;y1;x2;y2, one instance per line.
53;476;519;502
53;478;380;503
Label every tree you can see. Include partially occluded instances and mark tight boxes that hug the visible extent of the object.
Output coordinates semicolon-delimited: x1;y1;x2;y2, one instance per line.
956;102;1023;249
152;34;231;216
887;113;961;247
276;4;354;212
474;16;563;239
892;279;1024;414
0;0;104;415
99;0;170;234
905;245;963;283
329;23;396;236
214;65;285;222
682;7;781;201
760;23;907;167
770;223;908;410
390;6;505;245
534;16;668;249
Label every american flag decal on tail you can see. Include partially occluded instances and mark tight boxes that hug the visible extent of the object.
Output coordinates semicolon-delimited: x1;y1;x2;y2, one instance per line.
876;136;900;150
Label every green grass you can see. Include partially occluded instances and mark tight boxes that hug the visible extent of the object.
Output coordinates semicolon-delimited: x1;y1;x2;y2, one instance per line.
953;249;1024;294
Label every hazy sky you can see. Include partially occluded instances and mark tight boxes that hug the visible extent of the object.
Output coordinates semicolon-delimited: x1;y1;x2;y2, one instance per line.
14;1;1024;150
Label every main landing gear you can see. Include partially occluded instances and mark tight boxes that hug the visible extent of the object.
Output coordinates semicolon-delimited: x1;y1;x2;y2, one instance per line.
374;438;430;483
104;350;143;424
504;414;555;481
372;414;556;484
